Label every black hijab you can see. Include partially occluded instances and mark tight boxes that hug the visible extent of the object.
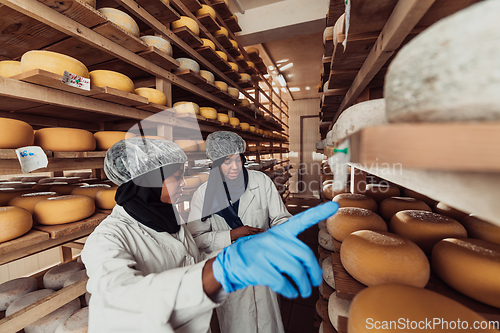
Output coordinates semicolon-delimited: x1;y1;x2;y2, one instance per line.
115;163;183;234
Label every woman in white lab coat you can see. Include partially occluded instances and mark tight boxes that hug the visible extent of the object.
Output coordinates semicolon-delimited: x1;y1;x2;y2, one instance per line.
188;131;291;333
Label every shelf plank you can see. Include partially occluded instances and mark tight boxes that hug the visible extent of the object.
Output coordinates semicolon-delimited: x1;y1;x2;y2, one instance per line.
211;0;232;19
135;0;180;25
331;253;366;300
226;46;240;58
138;46;180;71
0;157;105;175
93;21;148;53
196;13;220;33
171;26;203;48
224;15;241;33
337;317;348;333
0;230;49;257
212;59;232;72
214;34;232;48
52;151;107;158
44;36;116;67
137;102;173;113
179;0;202;12
237;80;253;89
223;69;241;81
36;0;106;28
175;69;219;92
33;211;107;239
195;46;220;62
326;0;344;27
89;85;149;107
316;297;329;321
0;149;52;160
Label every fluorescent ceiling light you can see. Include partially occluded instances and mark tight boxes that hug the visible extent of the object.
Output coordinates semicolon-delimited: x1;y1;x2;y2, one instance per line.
287;74;293;78
276;74;287;87
305;86;311;90
268;65;274;70
272;81;275;85
280;63;294;71
281;88;287;93
263;74;270;78
277;59;289;63
289;87;300;92
273;87;279;93
271;71;277;74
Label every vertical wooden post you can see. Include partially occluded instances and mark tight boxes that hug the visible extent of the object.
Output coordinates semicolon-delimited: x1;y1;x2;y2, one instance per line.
156;77;172;108
351;168;367;194
59;246;72;263
157;124;173;140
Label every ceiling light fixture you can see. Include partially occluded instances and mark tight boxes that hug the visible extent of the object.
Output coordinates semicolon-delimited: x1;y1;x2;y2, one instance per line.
268;65;274;70
281;88;287;93
305;86;311;90
289;87;300;92
276;74;287;87
276;59;289;64
273;87;279;93
280;63;294;71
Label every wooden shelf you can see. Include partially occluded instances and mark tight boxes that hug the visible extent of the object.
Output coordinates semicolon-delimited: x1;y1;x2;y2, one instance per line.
180;0;202;12
172;26;204;48
135;0;180;25
175;69;219;92
196;13;220;33
226;46;241;58
90;85;149;107
212;58;232;72
237;80;254;89
93;21;148;53
196;46;221;62
211;0;232;19
214;34;232;49
138;47;180;71
224;15;241;33
223;69;241;81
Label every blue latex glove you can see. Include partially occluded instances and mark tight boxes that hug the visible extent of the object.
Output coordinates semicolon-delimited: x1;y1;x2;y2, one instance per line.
212;201;339;299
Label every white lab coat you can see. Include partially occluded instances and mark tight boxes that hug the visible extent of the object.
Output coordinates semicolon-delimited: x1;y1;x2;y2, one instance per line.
81;205;225;333
187;170;291;333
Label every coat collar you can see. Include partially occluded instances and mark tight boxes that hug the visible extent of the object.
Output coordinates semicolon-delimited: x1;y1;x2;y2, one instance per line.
238;171;258;218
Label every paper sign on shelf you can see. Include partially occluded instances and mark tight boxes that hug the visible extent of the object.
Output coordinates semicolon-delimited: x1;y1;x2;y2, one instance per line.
15;146;49;173
61;70;90;91
343;0;351;51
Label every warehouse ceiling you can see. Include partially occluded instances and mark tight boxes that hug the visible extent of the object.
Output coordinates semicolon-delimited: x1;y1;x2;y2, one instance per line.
229;0;329;101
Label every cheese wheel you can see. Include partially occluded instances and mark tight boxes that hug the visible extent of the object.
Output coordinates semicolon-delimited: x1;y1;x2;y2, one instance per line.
318;219;327;230
0;189;36;205
173;101;200;115
390;210;467;254
318;228;335;251
379;197;431;220
461;215;500;245
89;70;134;93
235;54;244;61
55;307;88;333
35;128;95;152
94;131;127;151
39;177;82;184
229;117;240;126
239;73;251;82
195;4;216;19
184;176;201;189
95;188;117;210
249;126;256;133
0;117;34;149
175;58;200;74
227;87;239;98
200;107;217;119
33;195;95;225
433;201;468;221
433;238;500;308
0;206;33;243
246;61;255;69
323;184;349;200
402;188;437;207
63;269;88;288
50;183;89;195
21;50;89;78
322;180;334;187
200;38;215;50
333;193;377;212
216;51;228;61
229;39;238;49
239;99;250;107
134;88;167;106
71;184;111;200
322;256;335;290
6;289;53;317
328;292;351;332
171;16;199;35
327;207;387;242
0;60;22;78
44;261;84;290
217;113;229;123
246;47;259;55
365;184;401;203
196;140;206;151
139;35;172;56
174;140;198;152
214;81;228;92
239;122;249;130
8;192;58;214
228;62;238;71
341;230;430;287
214;26;228;37
195;172;209;183
98;8;139;37
0;277;38;311
199;70;215;83
69;171;92;179
20;175;49;183
0;181;35;189
348;284;496;333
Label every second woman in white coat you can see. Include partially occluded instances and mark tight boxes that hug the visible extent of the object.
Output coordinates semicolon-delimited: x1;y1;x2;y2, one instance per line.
187;131;291;333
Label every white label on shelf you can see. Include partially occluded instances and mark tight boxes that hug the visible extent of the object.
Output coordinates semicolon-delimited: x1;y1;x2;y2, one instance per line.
343;0;351;51
61;70;90;91
15;146;48;173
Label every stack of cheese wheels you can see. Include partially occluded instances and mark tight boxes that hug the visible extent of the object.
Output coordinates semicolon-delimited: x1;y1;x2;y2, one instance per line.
214;26;228;38
196;140;206;151
195;4;216;18
323;184;349;201
214;81;228;92
55;307;89;333
239;73;251;82
235;54;244;61
95;187;117;210
328;292;351;332
175;58;200;74
227;87;239;98
322;256;335;289
0;60;22;77
348;284;497;333
217;113;229;123
249;126;256;133
341;230;430;287
403;188;437;207
139;35;172;56
379;196;431;220
246;61;256;69
216;51;228;61
63;269;87;288
0;277;38;311
184;176;201;189
71;184;111;200
228;62;238;72
246;47;259;55
365;183;400;203
93;131;128;151
0;206;33;243
195;172;209;183
8;192;58;214
327;207;387;242
39;177;82;184
240;123;250;131
21;50;89;78
229;39;238;49
229;117;240;126
174;139;198;152
461;214;500;244
7;289;81;333
200;107;217;119
173;101;200;115
318;228;335;251
199;70;215;83
90;70;135;93
433;201;468;221
0;117;34;149
171;16;199;35
134;88;167;106
333;193;377;212
200;38;215;50
98;8;139;37
35;128;96;152
0;189;36;206
43;261;84;290
33;195;95;225
390;210;467;254
50;184;88;195
432;238;500;308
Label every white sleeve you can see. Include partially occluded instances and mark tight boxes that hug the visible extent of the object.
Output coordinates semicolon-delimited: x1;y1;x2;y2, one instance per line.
265;175;292;227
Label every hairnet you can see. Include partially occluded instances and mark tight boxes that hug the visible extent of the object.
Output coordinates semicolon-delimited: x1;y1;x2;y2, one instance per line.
104;137;187;186
206;131;246;161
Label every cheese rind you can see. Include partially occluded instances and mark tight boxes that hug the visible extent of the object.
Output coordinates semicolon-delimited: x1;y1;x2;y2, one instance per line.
171;16;200;35
199;70;215;83
0;206;33;243
0;277;38;311
139;35;172;56
217;113;229;123
8;192;58;214
327;207;387;242
0;60;22;78
94;131;128;151
0;117;34;149
229;117;240;126
89;70;135;93
328;292;351;331
433;201;468;221
333;193;377;212
379;197;431;220
200;107;217;119
55;306;89;333
43;261;84;290
461;215;500;245
71;184;111;200
95;188;117;210
365;184;400;203
98;8;140;37
21;50;89;78
318;228;335;251
214;81;228;92
134;88;167;106
173;101;200;115
174;140;198;152
33;195;95;225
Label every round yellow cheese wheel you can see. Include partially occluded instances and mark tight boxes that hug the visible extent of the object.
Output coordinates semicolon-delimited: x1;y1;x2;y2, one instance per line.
199;70;215;83
0;189;38;206
0;206;32;243
214;81;228;92
8;192;58;214
21;50;89;78
0;60;22;78
433;238;500;308
0;277;38;311
379;197;431;220
71;184;111;200
246;61;255;69
171;16;199;35
228;62;238;71
390;210;467;254
134;87;167;105
173;101;200;115
403;188;437;207
200;107;217;119
240;122;249;130
249;126;256;133
94;131;127;151
89;70;134;93
35;128;96;152
239;73;251;82
34;195;95;225
365;184;401;203
95;187;117;210
231;13;238;22
50;183;87;195
195;172;209;183
0;117;34;149
196;140;206;151
235;54;244;61
39;177;81;184
333;193;377;212
229;39;238;49
184;176;201;189
201;38;215;50
217;113;229;123
348;284;497;333
246;47;259;55
175;58;200;73
139;35;172;56
327;207;387;242
227;87;239;98
216;51;228;61
174;140;198;152
341;230;430;287
434;201;468;221
239;99;250;107
229;117;240;126
214;26;228;37
195;4;216;18
98;8;140;37
461;214;500;245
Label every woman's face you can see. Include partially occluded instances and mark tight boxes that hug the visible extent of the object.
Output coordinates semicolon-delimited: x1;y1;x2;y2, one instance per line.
160;168;186;204
220;154;243;180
